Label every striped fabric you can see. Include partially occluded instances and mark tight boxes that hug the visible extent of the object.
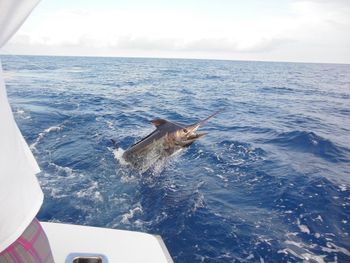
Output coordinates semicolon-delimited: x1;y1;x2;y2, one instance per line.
0;218;54;263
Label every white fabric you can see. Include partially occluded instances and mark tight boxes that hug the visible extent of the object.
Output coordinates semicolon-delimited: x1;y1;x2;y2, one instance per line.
0;0;43;252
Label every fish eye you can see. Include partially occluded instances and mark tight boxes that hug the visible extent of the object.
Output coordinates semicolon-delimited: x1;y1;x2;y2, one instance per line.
183;128;188;133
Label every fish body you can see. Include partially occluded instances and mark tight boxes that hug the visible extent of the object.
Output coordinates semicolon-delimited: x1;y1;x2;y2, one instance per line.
122;111;220;171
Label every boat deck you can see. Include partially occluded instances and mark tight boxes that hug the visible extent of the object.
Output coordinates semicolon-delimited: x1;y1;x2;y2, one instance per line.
42;222;173;263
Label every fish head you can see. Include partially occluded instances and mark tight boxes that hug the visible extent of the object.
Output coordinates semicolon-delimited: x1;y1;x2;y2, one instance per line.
153;110;222;148
173;123;207;147
173;110;222;147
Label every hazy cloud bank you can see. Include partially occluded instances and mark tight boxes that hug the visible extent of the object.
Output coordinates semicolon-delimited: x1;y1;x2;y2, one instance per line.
3;1;350;63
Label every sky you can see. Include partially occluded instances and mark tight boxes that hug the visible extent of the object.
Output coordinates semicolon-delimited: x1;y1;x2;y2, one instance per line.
3;0;350;63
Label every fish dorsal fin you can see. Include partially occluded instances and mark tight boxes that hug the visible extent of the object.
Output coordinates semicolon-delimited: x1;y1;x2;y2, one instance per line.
151;119;167;128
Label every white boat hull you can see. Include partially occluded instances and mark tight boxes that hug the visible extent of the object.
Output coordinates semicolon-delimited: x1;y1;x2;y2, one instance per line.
41;222;173;263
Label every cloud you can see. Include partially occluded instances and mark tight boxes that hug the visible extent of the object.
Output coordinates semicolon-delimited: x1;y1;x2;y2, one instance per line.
115;36;178;51
3;1;350;63
6;9;295;52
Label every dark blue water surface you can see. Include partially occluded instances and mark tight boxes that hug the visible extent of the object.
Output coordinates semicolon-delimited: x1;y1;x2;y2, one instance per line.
2;55;350;262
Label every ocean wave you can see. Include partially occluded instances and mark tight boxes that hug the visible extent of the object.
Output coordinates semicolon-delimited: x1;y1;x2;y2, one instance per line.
4;56;350;262
13;107;31;120
260;86;295;94
215;140;266;165
30;125;63;151
76;181;104;203
278;232;350;263
48;162;75;178
267;130;350;163
204;74;223;80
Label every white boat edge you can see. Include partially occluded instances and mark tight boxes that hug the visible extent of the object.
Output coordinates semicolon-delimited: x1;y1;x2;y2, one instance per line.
41;221;174;263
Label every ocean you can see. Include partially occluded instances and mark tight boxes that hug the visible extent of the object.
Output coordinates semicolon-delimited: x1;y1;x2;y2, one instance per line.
1;55;350;262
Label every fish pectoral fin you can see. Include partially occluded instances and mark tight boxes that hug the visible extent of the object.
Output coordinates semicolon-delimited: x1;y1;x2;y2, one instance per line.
178;140;196;147
178;133;207;147
151;119;167;127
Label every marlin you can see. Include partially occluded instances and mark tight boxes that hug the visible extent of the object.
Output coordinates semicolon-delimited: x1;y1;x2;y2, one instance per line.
122;111;221;172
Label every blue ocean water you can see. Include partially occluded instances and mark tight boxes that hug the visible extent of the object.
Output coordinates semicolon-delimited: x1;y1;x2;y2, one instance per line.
2;55;350;262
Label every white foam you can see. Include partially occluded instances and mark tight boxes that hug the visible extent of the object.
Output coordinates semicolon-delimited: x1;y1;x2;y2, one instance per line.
339;184;347;192
121;204;143;224
215;174;228;182
192;192;205;213
14;110;31;121
300;253;325;263
280;242;326;263
113;147;128;165
316;215;323;222
322;242;350;256
75;181;104;202
120;172;138;183
311;139;318;145
204;167;214;173
280;231;346;263
45;126;62;133
106;120;114;129
94;191;103;202
49;162;75;178
297;218;311;234
30;125;63;150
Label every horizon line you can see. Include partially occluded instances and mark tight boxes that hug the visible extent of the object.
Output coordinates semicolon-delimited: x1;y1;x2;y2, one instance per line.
0;52;349;66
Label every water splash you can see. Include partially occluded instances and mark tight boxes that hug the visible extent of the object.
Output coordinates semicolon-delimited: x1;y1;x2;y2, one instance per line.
30;125;63;151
